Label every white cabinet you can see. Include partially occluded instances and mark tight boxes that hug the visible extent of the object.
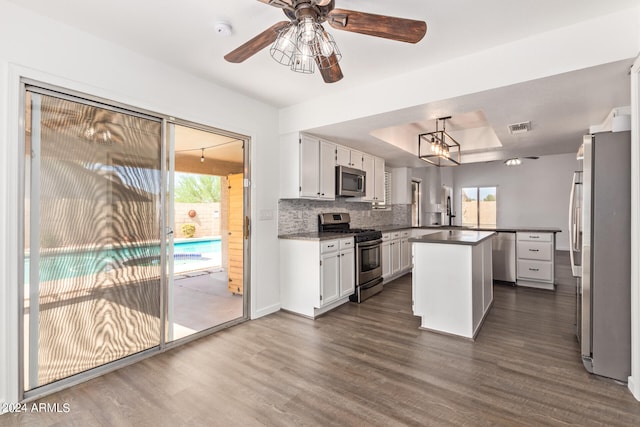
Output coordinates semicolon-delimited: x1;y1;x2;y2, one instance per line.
336;146;364;169
516;232;555;290
382;229;411;281
400;230;411;271
339;239;355;298
280;237;354;318
320;238;355;305
281;134;335;200
361;154;386;203
300;136;335;200
320;246;340;306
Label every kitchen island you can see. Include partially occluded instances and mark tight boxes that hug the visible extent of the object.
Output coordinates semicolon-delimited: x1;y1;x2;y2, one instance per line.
410;230;495;340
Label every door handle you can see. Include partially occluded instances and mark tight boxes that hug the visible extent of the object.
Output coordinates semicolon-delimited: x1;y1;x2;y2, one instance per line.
244;216;250;240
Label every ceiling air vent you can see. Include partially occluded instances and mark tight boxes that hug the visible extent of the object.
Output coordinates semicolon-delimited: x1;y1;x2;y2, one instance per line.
508;121;531;134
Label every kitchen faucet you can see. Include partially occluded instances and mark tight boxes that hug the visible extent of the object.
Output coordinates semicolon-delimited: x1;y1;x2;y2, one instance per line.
446;196;455;226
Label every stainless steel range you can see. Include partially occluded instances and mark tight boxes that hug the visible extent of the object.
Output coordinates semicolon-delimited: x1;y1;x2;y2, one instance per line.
318;213;383;303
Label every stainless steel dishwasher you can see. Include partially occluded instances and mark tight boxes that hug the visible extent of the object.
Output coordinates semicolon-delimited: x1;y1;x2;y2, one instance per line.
493;232;516;283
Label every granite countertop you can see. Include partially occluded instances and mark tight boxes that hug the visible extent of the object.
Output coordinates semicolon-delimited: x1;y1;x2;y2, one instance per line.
278;225;560;241
278;231;353;241
409;230;496;246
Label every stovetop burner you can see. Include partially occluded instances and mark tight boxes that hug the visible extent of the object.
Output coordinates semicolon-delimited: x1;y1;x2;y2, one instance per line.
318;213;382;242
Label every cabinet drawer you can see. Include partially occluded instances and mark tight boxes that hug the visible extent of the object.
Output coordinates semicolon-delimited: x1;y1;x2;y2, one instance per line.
517;232;552;242
517;241;552;261
400;230;411;238
382;233;392;241
517;260;553;282
391;231;401;239
321;240;340;253
339;238;354;250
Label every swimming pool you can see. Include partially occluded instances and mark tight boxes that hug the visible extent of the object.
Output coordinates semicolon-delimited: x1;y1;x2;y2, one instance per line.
25;238;222;282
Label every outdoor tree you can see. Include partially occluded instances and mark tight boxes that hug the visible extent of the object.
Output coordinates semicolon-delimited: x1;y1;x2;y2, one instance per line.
175;174;221;203
483;194;496;201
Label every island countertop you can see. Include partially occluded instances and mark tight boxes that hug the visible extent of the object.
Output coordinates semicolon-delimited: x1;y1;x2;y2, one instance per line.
409;230;496;246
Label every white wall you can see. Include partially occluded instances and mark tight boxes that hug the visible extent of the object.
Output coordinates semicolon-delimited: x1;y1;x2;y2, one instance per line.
450;153;578;249
0;1;281;407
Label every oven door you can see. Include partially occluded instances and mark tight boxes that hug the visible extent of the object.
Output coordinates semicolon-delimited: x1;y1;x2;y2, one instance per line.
357;239;382;285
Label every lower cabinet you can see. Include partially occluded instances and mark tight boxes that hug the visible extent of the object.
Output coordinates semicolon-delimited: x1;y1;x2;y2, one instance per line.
516;232;555;290
281;237;354;318
382;229;412;281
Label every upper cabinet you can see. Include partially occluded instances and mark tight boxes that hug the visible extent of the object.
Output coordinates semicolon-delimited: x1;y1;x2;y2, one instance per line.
300;136;335;200
336;146;364;170
280;133;384;202
361;154;385;203
281;133;335;200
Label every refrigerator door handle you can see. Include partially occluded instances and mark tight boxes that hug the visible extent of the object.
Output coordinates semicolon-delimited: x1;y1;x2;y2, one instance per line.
568;172;580;277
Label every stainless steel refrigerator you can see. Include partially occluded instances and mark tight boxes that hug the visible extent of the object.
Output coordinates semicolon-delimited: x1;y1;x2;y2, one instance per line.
569;131;631;382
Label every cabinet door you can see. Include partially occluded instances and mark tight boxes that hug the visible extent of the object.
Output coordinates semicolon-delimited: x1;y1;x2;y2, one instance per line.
319;140;336;199
299;136;320;198
381;240;392;278
350;150;364;170
339;248;355;297
336;145;351;167
374;157;385;202
391;240;401;274
361;154;375;202
400;238;411;271
320;252;340;306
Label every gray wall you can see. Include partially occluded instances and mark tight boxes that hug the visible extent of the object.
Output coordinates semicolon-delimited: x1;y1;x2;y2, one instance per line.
450;153;579;250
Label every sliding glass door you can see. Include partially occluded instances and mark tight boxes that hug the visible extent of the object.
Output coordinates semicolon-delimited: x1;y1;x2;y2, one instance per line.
166;123;246;342
21;83;250;398
23;88;163;392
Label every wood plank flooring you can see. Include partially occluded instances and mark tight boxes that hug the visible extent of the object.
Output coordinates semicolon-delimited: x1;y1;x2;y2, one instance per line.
4;252;640;426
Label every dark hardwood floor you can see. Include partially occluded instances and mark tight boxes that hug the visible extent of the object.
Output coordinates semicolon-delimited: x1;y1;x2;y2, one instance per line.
4;252;640;426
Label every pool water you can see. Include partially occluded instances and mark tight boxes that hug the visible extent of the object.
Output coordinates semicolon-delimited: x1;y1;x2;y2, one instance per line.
26;238;221;282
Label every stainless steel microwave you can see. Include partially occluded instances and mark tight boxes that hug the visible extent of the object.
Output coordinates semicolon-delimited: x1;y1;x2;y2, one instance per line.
336;165;366;197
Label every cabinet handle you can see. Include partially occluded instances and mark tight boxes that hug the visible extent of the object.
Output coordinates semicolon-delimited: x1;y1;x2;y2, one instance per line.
529;249;539;252
321;193;325;196
327;244;335;248
529;268;540;272
530;235;539;239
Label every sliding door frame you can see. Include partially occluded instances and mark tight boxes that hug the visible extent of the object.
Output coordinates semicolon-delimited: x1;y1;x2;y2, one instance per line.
17;79;250;402
162;117;250;349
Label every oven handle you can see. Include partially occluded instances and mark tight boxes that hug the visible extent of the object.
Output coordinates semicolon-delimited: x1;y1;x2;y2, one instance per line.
357;239;382;248
360;276;384;289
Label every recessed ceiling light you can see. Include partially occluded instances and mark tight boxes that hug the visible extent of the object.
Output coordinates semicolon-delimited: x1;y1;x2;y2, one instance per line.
504;158;522;166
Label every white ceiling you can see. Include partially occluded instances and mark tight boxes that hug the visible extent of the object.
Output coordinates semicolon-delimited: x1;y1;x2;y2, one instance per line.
9;0;638;166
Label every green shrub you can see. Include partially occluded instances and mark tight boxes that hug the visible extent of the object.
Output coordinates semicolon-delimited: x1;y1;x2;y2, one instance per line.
181;223;196;238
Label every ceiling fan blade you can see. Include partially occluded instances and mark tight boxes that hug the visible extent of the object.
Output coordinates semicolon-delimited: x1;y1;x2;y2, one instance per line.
256;0;293;10
224;21;290;63
327;8;427;44
316;54;344;83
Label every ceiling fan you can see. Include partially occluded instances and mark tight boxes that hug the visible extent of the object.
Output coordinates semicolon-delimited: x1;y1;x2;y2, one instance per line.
224;0;427;83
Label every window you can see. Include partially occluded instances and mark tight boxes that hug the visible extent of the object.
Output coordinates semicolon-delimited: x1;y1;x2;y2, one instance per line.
461;186;497;227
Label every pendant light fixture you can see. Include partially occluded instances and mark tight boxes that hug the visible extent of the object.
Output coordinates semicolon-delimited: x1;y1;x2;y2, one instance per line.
200;148;205;163
418;116;461;167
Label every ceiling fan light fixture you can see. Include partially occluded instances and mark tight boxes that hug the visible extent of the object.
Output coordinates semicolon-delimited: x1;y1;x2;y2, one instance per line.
298;16;319;44
314;28;341;69
504;158;522;166
290;42;315;74
270;23;298;66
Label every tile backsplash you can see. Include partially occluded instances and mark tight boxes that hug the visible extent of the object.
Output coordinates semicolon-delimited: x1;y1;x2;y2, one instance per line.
278;199;411;235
